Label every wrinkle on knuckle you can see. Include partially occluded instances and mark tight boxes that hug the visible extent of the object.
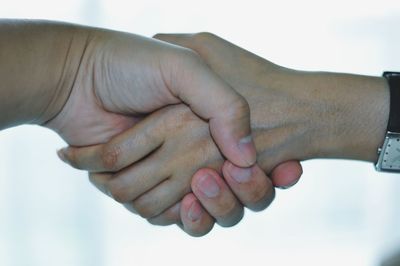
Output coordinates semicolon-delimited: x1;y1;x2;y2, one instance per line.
159;105;190;132
220;95;251;127
107;181;129;203
136;127;154;148
176;105;197;124
182;48;202;67
101;144;121;171
247;182;270;204
193;32;216;46
218;205;244;228
132;200;158;219
216;199;238;219
190;32;219;59
247;182;275;211
231;95;251;119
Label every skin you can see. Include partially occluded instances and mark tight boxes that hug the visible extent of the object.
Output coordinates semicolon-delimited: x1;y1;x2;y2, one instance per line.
0;19;259;167
61;33;389;236
0;21;301;236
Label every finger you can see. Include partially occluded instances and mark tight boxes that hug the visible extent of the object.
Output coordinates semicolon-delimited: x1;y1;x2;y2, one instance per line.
88;172;113;197
56;113;165;172
128;177;191;219
179;193;214;237
147;202;181;226
222;161;275;212
155;36;256;167
270;160;303;189
104;153;169;203
190;168;244;227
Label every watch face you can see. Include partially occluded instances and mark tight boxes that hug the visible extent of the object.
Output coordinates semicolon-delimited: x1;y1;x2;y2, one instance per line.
381;133;400;170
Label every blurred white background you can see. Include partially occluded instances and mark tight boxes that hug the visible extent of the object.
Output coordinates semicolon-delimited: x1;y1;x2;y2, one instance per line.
1;0;400;265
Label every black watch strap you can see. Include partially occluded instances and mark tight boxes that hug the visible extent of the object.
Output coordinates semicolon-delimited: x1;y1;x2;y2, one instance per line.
383;72;400;132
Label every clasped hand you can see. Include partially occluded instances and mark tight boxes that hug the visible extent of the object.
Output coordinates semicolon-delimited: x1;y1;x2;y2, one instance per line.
49;32;303;236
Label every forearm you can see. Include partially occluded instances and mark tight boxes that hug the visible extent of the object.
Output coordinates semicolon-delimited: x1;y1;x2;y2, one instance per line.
0;20;90;130
293;71;389;162
247;68;389;167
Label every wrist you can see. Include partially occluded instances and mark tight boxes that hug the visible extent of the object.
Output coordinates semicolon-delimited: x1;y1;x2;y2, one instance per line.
36;25;93;127
306;72;389;162
0;20;91;129
243;68;319;170
246;67;389;168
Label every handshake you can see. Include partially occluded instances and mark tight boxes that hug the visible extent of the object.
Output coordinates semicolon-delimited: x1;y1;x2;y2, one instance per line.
0;21;390;237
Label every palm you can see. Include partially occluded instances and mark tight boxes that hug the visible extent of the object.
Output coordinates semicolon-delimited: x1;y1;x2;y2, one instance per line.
46;35;180;147
45;81;138;147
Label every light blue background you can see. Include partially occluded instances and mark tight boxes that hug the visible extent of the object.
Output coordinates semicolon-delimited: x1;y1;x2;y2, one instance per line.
1;0;400;265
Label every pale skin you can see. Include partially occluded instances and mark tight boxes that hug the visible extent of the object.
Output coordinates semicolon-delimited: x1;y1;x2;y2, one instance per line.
0;19;259;165
0;21;301;236
62;33;390;236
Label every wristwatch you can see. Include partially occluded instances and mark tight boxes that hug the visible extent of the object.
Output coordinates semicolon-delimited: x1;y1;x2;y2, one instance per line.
376;72;400;172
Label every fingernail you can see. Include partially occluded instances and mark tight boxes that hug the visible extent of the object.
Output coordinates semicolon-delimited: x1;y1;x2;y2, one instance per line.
238;135;257;166
228;163;253;183
276;178;300;189
57;148;68;163
197;174;220;198
188;201;203;222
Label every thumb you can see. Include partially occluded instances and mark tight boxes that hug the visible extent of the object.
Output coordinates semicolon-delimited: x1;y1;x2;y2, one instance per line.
155;35;256;167
270;160;303;189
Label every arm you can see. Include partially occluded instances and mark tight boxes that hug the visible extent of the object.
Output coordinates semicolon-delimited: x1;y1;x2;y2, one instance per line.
254;70;389;163
0;20;88;129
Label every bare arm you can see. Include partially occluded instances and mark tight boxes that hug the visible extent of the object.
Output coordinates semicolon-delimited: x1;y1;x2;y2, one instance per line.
0;20;89;129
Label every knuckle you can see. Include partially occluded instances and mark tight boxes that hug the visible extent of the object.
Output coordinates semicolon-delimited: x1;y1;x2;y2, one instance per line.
147;210;179;226
243;176;272;204
106;180;130;203
225;95;251;125
232;95;250;117
180;47;202;65
212;198;244;227
174;105;197;124
192;32;216;45
218;199;240;220
247;183;275;212
132;199;159;219
247;186;268;205
100;144;121;171
188;32;217;58
164;47;203;90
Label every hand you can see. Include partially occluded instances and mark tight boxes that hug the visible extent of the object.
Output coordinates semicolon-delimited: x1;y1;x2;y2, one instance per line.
145;33;389;236
34;25;301;236
154;32;389;163
60;104;302;236
59;33;314;236
60;32;389;236
47;26;257;169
